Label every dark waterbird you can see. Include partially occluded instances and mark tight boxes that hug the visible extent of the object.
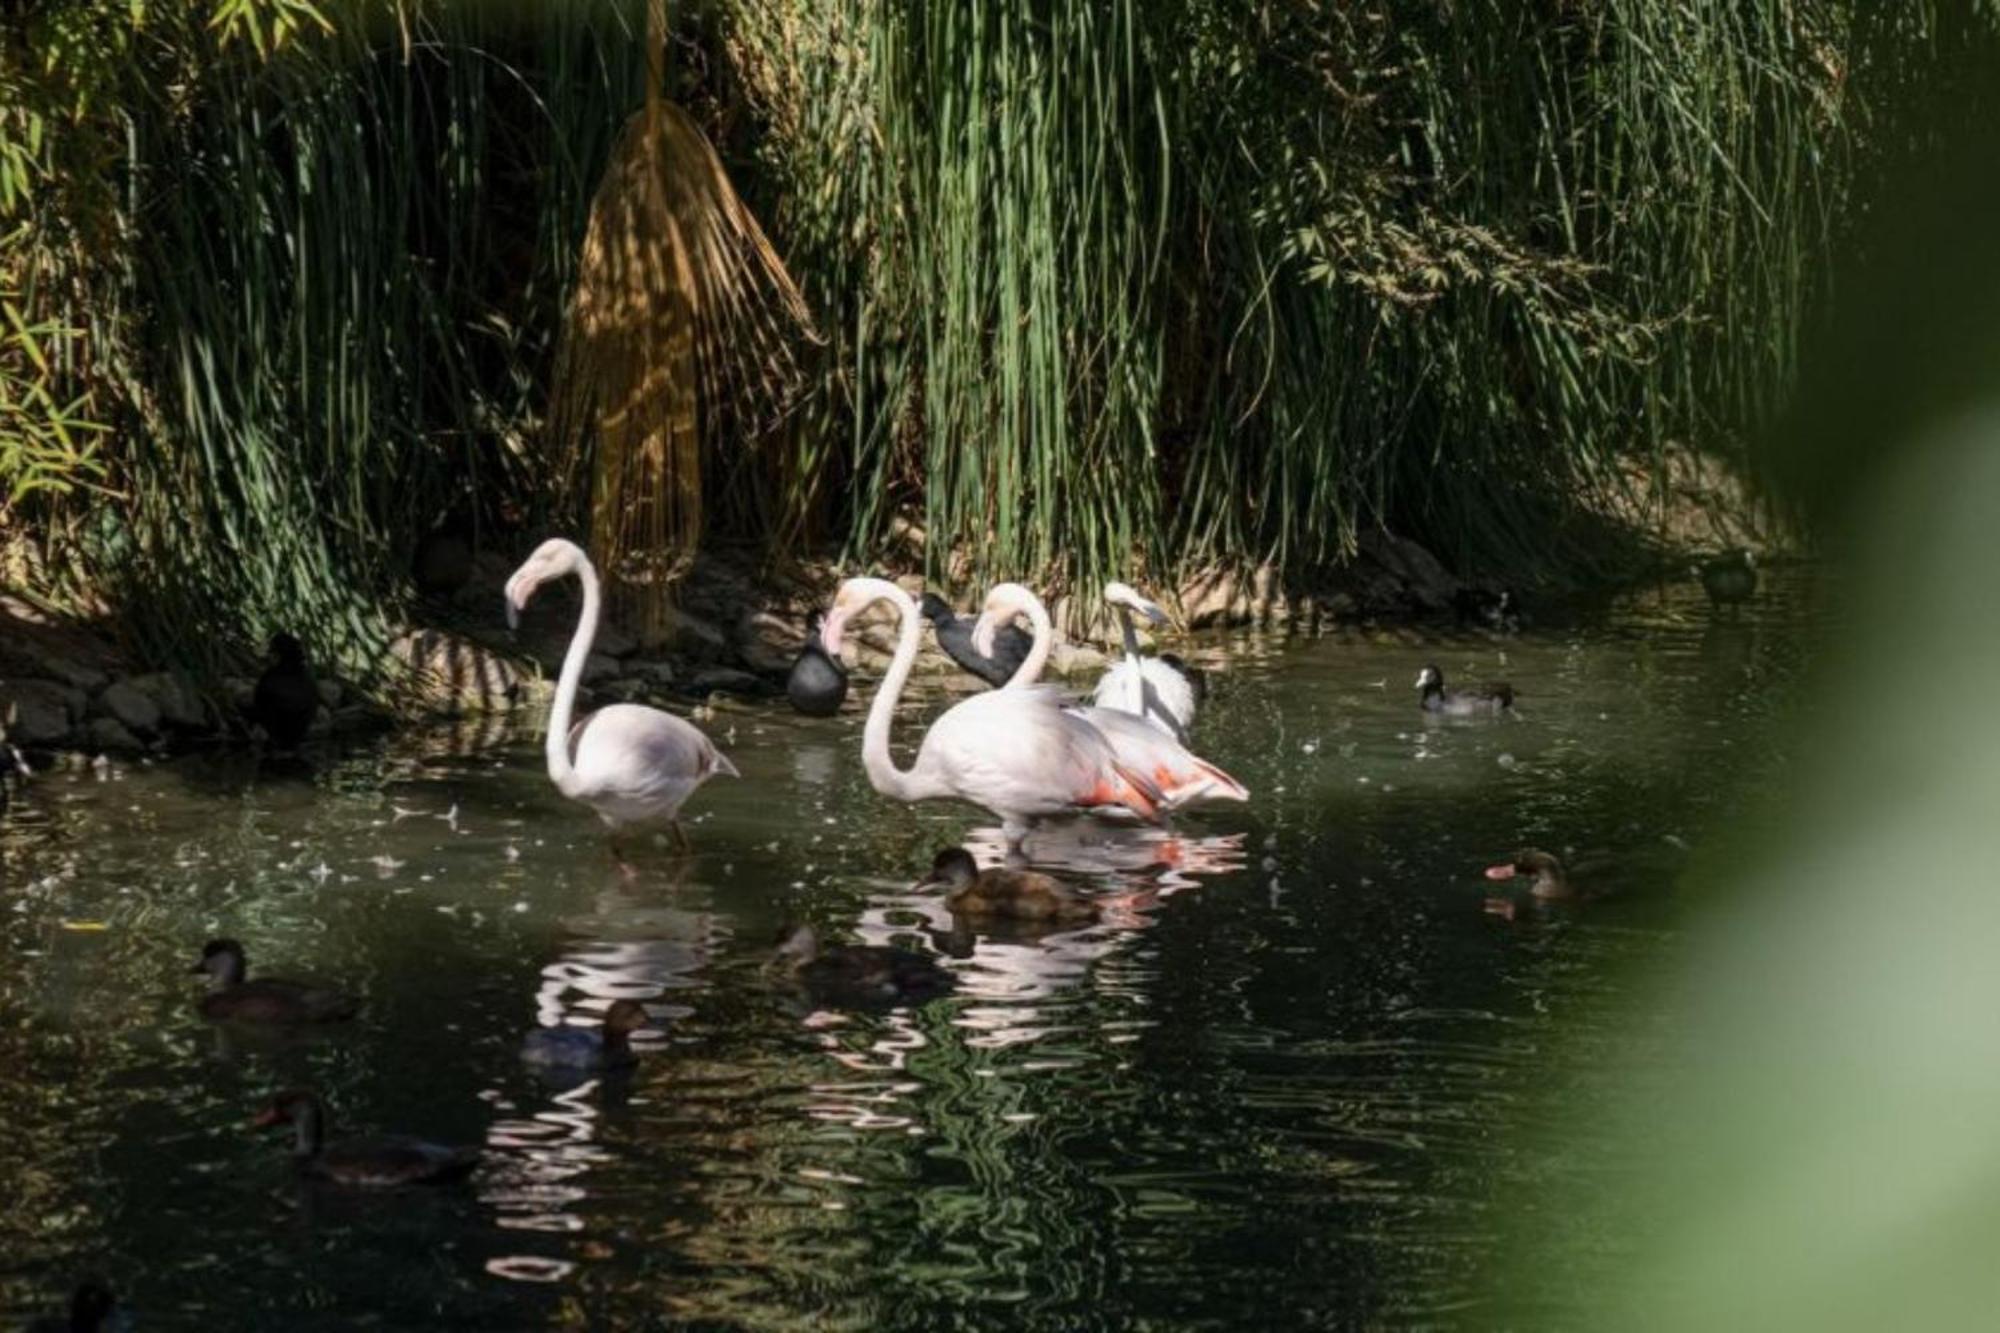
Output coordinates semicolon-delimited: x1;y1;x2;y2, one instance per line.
1453;586;1521;633
920;591;1032;689
253;1089;479;1187
1481;848;1578;920
786;609;848;716
1415;663;1515;716
24;1278;120;1333
770;924;955;1008
520;998;649;1072
191;938;359;1025
250;632;317;750
919;846;1100;924
1699;548;1758;609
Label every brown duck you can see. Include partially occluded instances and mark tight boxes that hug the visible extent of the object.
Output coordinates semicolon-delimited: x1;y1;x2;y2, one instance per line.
253;1090;479;1187
1482;849;1579;920
920;847;1100;924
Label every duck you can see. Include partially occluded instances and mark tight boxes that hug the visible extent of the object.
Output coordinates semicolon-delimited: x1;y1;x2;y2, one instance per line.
920;591;1032;689
786;609;849;716
252;1089;480;1187
1452;586;1521;633
25;1278;119;1333
770;924;954;1007
919;846;1099;924
1481;848;1577;920
1415;663;1515;716
1699;548;1757;608
191;938;359;1025
520;998;648;1072
251;632;318;750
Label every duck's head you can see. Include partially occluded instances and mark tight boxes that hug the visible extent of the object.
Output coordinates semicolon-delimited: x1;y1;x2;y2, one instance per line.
191;938;247;985
601;999;650;1038
504;538;587;629
1485;848;1564;883
268;633;306;667
918;847;980;891
970;583;1037;658
1415;664;1444;693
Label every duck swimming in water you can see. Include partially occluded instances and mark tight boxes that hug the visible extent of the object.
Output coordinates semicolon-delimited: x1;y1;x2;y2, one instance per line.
770;924;955;1008
253;1089;479;1187
919;847;1099;924
1699;548;1758;609
1482;848;1577;920
1415;664;1515;717
191;939;359;1025
520;998;649;1072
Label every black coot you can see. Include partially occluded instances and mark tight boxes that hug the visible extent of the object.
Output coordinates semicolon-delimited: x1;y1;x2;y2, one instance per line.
919;592;1031;689
787;610;849;716
1415;663;1515;716
251;633;317;750
191;938;359;1025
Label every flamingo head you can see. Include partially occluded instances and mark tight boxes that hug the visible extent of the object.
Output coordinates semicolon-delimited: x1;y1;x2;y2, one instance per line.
504;538;585;629
971;582;1037;658
1103;580;1170;627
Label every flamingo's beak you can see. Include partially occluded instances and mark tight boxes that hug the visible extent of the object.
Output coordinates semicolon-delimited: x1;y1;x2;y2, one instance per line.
504;573;530;631
1133;596;1170;627
1484;862;1519;881
819;607;850;658
710;751;741;779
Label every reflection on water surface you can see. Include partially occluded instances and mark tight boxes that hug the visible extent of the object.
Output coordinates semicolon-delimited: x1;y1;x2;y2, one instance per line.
0;574;1816;1327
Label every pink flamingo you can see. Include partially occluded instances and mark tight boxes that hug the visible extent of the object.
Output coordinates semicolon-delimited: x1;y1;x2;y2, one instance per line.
818;577;1163;852
970;582;1248;810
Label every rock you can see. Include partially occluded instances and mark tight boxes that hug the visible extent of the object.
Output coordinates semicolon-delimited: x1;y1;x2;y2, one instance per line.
99;679;163;735
687;666;764;696
627;658;678;687
592;620;639;659
87;717;144;753
1179;564;1283;629
316;679;342;710
0;679;77;747
1354;528;1460;612
390;630;525;715
1050;642;1110;678
736;610;802;674
669;609;728;654
582;652;620;685
132;672;207;730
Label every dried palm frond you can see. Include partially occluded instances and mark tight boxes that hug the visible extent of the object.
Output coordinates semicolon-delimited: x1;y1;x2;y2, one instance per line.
548;0;815;641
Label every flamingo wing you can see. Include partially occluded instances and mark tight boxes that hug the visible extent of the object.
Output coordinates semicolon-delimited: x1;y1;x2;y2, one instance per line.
1070;704;1246;808
1092;659;1197;739
921;691;1162;822
569;704;733;825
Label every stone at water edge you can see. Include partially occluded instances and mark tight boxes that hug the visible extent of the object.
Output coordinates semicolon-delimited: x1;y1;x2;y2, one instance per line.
735;609;804;675
131;672;208;730
390;629;526;715
0;679;77;747
88;717;144;753
99;679;163;735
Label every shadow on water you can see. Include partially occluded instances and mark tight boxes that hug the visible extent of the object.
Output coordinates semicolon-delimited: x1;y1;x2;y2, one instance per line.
0;572;1818;1326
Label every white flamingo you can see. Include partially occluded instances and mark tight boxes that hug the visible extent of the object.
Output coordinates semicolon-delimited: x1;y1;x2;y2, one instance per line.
505;539;737;855
972;583;1247;810
1090;581;1197;740
818;577;1163;852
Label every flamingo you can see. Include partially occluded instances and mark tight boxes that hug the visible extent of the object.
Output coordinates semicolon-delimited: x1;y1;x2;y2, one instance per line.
1090;581;1198;740
817;577;1164;851
971;582;1248;810
505;539;737;856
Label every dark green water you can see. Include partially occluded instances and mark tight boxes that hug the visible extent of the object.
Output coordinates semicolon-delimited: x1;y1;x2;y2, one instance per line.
0;575;1815;1329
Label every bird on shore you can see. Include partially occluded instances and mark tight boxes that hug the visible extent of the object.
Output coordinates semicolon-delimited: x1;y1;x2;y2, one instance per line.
920;591;1032;689
919;846;1100;924
1091;581;1197;740
505;539;737;857
190;939;358;1025
251;632;317;750
253;1089;479;1187
1415;664;1515;717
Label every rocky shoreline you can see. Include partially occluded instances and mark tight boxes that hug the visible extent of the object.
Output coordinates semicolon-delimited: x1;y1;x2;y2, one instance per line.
1;517;1757;764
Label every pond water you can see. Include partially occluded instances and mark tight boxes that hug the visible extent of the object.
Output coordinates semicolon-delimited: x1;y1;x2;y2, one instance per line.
0;573;1818;1329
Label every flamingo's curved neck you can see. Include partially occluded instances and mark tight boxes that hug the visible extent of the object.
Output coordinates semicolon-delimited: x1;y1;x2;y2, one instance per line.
861;581;930;801
1116;606;1144;671
546;554;599;796
1000;590;1054;689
